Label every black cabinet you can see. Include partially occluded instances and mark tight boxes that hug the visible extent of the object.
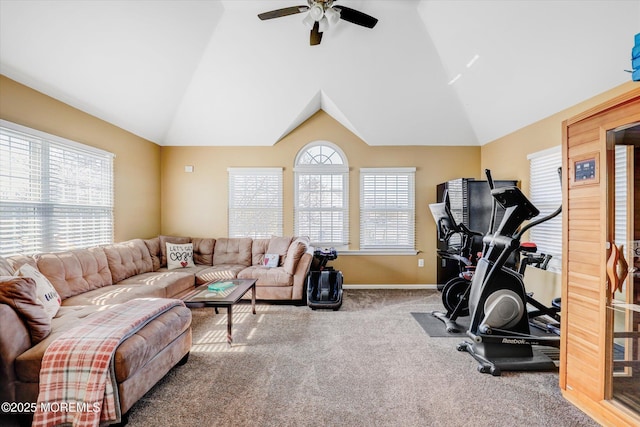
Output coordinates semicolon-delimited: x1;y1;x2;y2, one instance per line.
435;178;518;285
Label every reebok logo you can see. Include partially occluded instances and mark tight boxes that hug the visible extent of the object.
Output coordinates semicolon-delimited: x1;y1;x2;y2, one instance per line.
502;338;527;345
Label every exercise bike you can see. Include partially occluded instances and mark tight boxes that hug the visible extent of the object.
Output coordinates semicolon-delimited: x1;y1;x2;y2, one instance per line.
457;168;562;375
429;195;482;333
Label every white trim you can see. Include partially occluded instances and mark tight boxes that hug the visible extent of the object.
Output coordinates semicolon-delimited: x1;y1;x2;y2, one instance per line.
343;284;437;289
337;250;418;256
293;140;348;167
360;167;416;173
227;167;282;174
294;141;349;247
228;167;283;238
528;145;563;273
527;145;560;160
294;164;349;173
0;119;115;157
359;167;416;250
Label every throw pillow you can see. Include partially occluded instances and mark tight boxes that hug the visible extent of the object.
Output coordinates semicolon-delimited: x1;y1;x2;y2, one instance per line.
267;236;292;266
0;276;51;344
159;236;191;267
263;254;279;268
166;242;195;270
16;264;61;320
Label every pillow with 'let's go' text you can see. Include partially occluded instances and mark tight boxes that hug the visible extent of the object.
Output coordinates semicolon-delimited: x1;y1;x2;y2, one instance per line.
166;242;195;270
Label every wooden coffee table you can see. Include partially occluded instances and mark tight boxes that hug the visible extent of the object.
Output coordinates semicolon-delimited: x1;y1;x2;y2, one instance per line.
182;279;257;345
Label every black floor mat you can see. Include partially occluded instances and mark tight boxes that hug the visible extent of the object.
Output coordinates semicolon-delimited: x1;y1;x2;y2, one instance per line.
411;312;470;337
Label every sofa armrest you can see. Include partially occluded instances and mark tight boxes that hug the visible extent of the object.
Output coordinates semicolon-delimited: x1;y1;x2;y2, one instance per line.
291;252;313;301
0;304;32;402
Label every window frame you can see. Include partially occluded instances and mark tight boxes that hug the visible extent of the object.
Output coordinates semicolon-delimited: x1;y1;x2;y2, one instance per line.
359;167;416;251
527;146;562;272
0;119;114;257
227;167;283;239
294;141;349;248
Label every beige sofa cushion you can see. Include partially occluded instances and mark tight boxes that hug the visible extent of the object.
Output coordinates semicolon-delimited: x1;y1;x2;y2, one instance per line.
103;239;154;283
192;238;215;266
0;256;15;276
143;237;162;271
35;248;112;300
212;238;252;266
117;271;195;299
195;265;246;285
284;237;310;274
6;255;38;272
60;283;163;306
0;276;51;344
251;239;269;266
238;266;293;287
14;303;191;384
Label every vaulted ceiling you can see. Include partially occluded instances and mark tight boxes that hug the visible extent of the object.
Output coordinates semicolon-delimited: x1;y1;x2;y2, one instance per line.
0;0;638;147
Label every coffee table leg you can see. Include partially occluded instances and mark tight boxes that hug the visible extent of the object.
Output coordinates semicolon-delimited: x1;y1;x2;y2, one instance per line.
251;283;256;315
226;305;232;346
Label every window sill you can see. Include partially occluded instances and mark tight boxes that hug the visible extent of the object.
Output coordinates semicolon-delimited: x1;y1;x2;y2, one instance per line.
335;250;418;256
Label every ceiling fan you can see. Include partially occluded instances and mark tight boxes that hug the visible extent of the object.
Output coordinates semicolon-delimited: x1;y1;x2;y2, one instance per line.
258;0;378;46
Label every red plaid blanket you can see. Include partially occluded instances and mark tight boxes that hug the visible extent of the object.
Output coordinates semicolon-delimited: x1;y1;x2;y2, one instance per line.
32;298;185;427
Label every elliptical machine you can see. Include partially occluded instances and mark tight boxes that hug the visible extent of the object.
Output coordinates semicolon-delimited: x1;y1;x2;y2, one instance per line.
457;168;562;375
429;195;483;332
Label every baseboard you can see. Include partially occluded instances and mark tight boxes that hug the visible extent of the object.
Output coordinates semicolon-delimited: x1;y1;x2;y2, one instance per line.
343;284;438;290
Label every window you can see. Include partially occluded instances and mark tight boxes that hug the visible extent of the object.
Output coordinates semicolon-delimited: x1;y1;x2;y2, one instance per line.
360;168;415;250
528;146;562;272
228;167;283;238
613;145;629;247
294;142;348;247
0;120;114;257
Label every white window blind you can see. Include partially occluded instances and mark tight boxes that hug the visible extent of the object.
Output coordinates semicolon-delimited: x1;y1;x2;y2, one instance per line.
528;146;562;272
228;168;283;238
360;168;415;250
294;142;349;247
614;145;629;248
0;120;114;257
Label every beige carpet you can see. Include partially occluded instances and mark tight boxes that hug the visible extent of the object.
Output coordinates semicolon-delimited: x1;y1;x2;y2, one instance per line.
126;289;598;427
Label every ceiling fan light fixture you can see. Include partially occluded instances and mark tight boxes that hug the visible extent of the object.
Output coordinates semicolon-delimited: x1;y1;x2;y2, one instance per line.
302;13;315;28
309;4;324;21
324;7;340;26
318;16;329;33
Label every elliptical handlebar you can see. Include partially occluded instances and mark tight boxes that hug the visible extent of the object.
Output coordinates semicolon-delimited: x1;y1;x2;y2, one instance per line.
484;169;496;236
485;168;495;191
457;221;483;238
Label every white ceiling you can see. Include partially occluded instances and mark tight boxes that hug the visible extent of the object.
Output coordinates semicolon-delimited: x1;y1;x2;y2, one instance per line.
1;0;638;147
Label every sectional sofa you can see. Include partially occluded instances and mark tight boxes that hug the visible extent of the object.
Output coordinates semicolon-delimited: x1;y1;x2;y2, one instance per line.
0;235;312;425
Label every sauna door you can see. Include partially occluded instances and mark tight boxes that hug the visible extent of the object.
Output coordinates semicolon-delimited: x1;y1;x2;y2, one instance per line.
607;122;640;413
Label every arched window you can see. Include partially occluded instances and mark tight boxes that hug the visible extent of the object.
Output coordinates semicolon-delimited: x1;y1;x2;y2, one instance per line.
294;141;349;247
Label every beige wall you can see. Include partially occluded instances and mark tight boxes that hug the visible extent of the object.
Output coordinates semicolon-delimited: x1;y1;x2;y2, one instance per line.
4;72;636;285
480;81;638;298
161;110;481;284
481;81;638;196
0;75;162;241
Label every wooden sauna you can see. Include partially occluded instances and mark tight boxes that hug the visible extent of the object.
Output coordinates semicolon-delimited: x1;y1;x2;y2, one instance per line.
561;87;640;426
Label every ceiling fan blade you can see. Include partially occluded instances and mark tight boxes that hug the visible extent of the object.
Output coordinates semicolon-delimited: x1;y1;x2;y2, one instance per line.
258;6;309;20
310;21;323;46
334;6;378;28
